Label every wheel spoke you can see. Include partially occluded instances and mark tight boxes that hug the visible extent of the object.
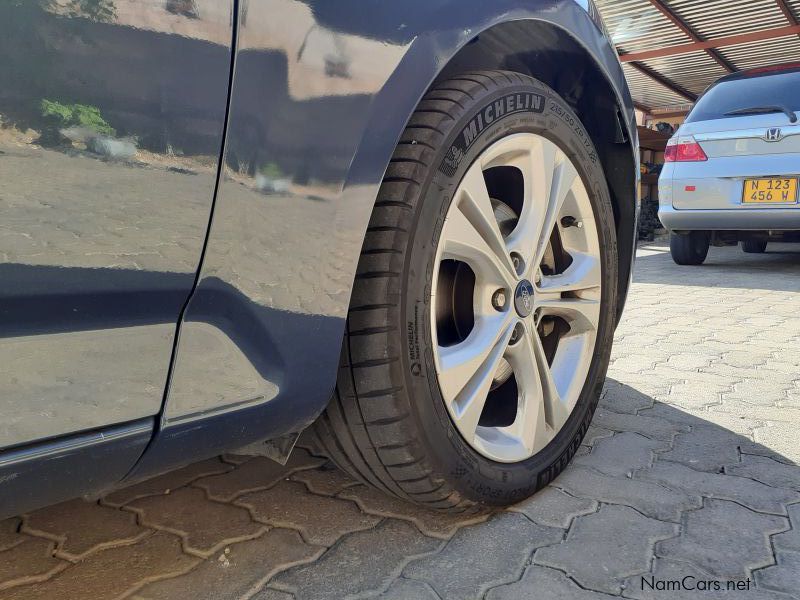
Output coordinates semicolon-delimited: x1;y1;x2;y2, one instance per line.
437;314;515;440
530;156;578;276
440;163;516;289
537;251;601;295
503;137;558;274
529;323;571;431
504;324;550;454
534;296;601;336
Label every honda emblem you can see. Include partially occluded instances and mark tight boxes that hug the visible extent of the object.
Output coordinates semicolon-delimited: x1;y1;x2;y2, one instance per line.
765;128;783;142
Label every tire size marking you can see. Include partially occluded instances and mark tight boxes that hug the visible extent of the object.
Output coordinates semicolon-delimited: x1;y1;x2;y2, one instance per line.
407;302;422;376
549;101;598;165
439;92;545;176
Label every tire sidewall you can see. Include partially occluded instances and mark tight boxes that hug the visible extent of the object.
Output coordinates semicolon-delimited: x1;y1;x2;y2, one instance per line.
401;76;618;505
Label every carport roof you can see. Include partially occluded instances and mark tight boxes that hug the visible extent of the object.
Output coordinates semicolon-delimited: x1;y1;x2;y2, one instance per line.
594;0;800;113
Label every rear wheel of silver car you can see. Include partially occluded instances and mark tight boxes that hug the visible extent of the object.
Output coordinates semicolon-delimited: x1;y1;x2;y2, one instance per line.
312;71;618;510
670;231;710;265
741;239;767;254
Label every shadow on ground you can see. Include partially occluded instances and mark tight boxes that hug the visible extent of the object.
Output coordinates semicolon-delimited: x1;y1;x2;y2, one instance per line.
1;379;798;600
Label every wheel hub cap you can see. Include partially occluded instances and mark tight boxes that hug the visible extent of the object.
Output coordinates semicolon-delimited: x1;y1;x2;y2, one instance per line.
514;280;534;318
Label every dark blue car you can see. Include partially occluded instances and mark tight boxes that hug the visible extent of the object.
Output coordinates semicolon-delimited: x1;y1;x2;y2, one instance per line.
0;0;638;518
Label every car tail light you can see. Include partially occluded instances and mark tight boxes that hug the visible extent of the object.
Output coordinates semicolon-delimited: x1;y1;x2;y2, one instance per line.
665;136;708;162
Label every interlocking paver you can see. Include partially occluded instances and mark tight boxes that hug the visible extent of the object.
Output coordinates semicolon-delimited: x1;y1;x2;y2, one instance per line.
291;463;359;496
583;424;616;447
510;486;598;529
573;432;667;477
487;565;618;599
740;435;797;465
404;511;563;600
755;550;800;595
657;499;787;579
272;520;441;599
725;455;800;491
193;449;325;502
772;504;800;554
535;505;677;595
127;487;266;558
637;461;800;515
1;532;198;600
721;402;800;424
23;499;147;560
658;372;734;411
237;480;381;546
135;528;323;600
249;589;295;600
102;457;234;507
339;484;490;540
370;578;441;599
553;466;701;522
752;422;800;464
0;537;66;592
657;426;745;472
591;408;689;442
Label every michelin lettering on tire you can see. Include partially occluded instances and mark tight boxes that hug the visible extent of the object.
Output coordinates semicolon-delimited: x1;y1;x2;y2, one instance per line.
440;92;545;176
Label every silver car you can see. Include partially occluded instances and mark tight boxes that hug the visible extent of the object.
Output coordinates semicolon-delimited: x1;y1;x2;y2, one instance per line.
659;63;800;265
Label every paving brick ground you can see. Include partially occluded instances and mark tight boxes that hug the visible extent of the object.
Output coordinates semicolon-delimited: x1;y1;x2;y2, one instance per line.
1;242;799;599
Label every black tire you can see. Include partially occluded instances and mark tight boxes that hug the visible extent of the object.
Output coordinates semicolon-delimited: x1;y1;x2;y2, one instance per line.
741;240;767;254
311;71;619;510
670;231;709;265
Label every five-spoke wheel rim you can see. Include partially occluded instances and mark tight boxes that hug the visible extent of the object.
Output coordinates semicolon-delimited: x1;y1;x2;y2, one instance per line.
430;133;602;463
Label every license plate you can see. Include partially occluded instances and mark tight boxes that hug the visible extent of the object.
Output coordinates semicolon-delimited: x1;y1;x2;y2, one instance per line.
742;178;798;204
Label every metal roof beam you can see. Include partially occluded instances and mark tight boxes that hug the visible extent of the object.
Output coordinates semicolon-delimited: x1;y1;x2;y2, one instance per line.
619;24;800;62
646;0;735;72
775;0;799;25
627;62;698;102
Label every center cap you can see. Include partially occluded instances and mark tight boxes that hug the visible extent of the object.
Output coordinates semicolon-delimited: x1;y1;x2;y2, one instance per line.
514;280;534;318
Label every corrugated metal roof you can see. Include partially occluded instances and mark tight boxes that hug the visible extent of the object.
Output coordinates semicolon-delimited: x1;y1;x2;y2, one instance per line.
596;0;800;111
718;34;800;71
639;50;728;95
667;0;788;39
594;0;690;53
621;63;690;108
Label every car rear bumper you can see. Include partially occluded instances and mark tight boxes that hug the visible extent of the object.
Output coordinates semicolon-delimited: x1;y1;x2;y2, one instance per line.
658;204;800;231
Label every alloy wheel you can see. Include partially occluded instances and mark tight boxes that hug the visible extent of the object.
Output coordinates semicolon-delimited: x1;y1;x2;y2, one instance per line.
431;133;602;463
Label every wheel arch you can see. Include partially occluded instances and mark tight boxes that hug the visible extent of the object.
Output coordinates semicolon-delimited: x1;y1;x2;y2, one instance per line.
345;15;638;325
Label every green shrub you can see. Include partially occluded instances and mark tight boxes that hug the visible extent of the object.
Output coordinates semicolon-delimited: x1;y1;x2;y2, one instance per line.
40;99;116;136
258;162;284;179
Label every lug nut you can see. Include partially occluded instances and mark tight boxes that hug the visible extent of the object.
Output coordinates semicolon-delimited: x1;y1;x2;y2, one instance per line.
511;253;524;275
492;289;507;311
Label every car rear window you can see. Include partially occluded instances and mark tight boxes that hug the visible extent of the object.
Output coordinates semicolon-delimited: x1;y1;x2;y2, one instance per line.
685;69;800;123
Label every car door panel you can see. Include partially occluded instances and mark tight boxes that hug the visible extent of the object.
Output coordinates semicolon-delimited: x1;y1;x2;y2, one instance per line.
160;0;409;426
0;1;235;448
